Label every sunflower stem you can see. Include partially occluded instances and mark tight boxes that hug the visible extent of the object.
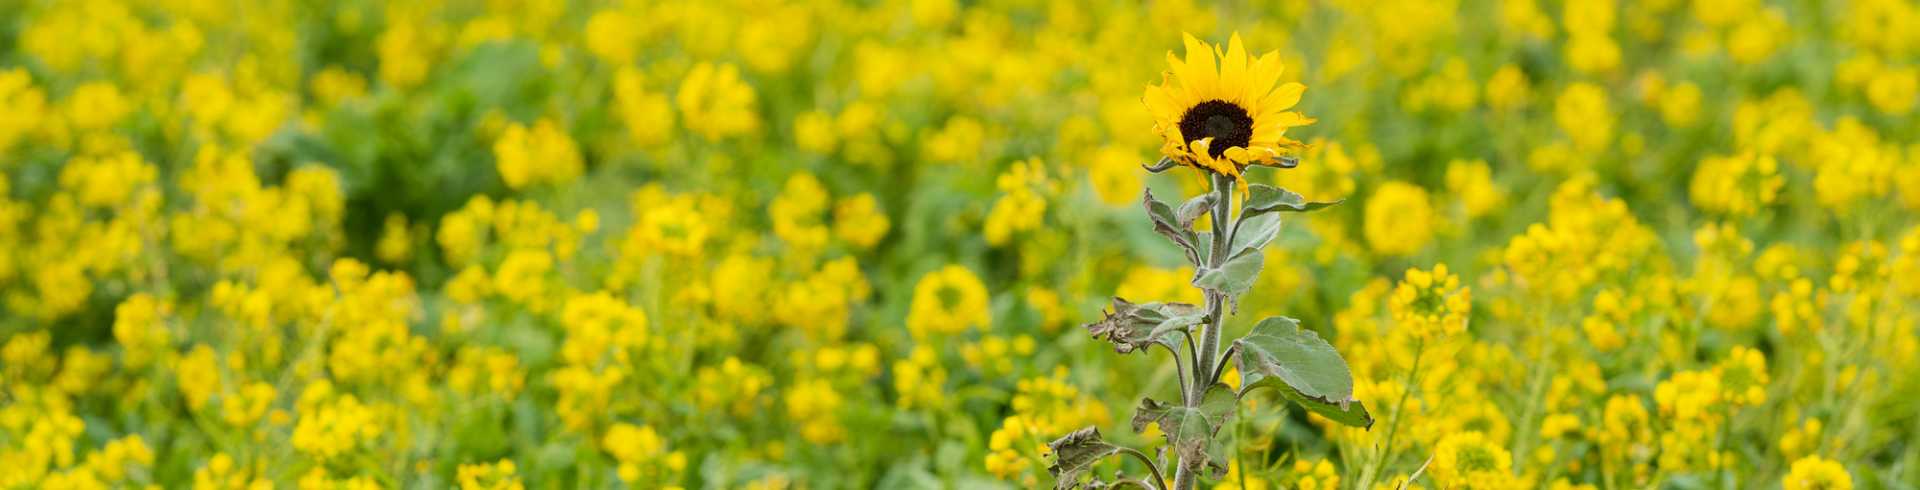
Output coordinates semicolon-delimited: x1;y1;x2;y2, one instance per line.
1195;172;1234;396
1175;172;1236;490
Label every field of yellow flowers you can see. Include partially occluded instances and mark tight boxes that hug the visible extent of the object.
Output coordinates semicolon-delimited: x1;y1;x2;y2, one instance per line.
3;0;1920;488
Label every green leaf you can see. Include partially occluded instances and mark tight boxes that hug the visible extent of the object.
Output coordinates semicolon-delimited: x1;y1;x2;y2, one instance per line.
1177;194;1215;229
1194;231;1213;265
1130;384;1235;472
1242;184;1341;217
1233;317;1373;428
1143;188;1203;265
1046;426;1124;489
1084;298;1203;354
1227;212;1281;259
1191;251;1264;306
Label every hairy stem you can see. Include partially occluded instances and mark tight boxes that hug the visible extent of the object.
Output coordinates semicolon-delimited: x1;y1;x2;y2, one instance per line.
1209;345;1238;386
1177;173;1237;490
1158;341;1190;408
1195;173;1235;397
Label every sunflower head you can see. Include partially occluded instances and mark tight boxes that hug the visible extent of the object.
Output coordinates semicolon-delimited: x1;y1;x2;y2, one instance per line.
1144;33;1315;179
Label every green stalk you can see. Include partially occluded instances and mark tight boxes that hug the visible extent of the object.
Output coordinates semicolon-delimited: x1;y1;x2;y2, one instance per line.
1196;172;1235;395
1175;172;1237;490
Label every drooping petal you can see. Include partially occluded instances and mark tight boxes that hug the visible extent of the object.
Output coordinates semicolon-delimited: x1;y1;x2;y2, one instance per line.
1189;137;1213;156
1223;146;1252;165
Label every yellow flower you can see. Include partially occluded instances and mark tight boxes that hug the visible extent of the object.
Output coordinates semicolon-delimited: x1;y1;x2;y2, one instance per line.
1782;456;1852;490
1364;181;1435;257
584;9;642;64
784;378;847;444
1484;63;1531;111
1659;81;1704;128
377;14;440;90
833;193;890;249
176;345;221;411
1727;10;1789;65
1866;65;1918;115
984;158;1049;247
0;68;48;152
456;459;524;490
922;115;987;164
603;423;686;483
1555;82;1614;152
1088;145;1146;206
1446;159;1505;219
291;395;379;461
613;67;676;148
907;264;991;338
1391;264;1471;339
113;293;171;369
65;81;131;133
677;62;760;140
1144;33;1314;180
893;346;948;410
376;213;413;265
1716;345;1769;406
794;110;837;153
737;9;813;74
493;118;584;190
770;173;831;252
1428;431;1517;489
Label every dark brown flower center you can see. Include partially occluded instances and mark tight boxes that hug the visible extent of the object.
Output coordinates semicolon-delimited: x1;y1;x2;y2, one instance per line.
1178;99;1253;158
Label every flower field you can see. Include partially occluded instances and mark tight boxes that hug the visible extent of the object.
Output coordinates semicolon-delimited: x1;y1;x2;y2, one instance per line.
2;0;1919;488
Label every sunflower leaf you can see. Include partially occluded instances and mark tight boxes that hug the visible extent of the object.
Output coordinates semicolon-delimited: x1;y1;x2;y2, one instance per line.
1046;426;1125;489
1242;184;1341;217
1192;250;1264;307
1228;212;1281;259
1084;298;1202;354
1144;188;1203;265
1130;385;1235;472
1177;194;1215;229
1233;317;1372;428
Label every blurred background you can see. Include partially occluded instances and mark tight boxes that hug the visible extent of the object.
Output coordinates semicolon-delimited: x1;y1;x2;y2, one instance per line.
0;0;1916;488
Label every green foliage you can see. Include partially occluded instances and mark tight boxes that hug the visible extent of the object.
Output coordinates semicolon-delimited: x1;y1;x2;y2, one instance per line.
1129;385;1235;473
1055;180;1359;489
1233;317;1374;428
1084;298;1204;355
1046;427;1126;489
1143;188;1205;265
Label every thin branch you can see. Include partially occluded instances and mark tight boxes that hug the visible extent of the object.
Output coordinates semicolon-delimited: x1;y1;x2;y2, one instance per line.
1367;338;1427;486
1119;446;1171;490
1179;329;1200;404
1208;344;1238;386
1401;455;1433;490
1156;341;1189;408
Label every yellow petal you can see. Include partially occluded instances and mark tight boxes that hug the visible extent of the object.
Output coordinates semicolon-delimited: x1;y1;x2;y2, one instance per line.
1223;146;1252;163
1143;84;1179;121
1260;82;1307;114
1190;137;1214;156
1244;52;1285;111
1219;33;1250;104
1181;33;1218;99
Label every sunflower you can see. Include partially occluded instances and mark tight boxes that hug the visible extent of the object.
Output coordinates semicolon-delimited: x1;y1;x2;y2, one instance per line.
1144;33;1314;180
